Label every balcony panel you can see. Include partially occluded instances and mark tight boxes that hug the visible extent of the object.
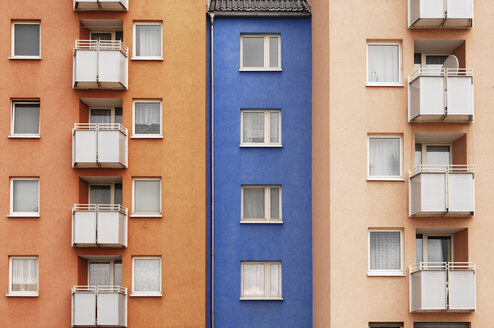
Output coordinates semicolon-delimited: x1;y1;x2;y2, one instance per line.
449;268;476;311
443;0;473;28
410;172;446;216
74;0;128;11
97;209;127;247
447;172;475;216
72;289;96;327
73;129;98;168
409;75;445;122
409;0;473;28
97;128;128;168
72;210;97;247
444;76;474;122
410;268;448;312
97;292;127;326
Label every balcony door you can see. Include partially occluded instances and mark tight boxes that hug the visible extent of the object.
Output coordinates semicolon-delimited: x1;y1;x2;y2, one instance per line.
416;234;452;263
89;184;122;205
89;108;123;125
415;144;451;166
88;260;122;286
90;32;112;41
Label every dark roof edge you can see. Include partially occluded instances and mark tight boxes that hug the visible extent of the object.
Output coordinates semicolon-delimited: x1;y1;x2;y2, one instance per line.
207;11;311;17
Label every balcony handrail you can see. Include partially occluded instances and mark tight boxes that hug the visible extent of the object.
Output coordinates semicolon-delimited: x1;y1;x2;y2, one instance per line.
409;262;475;274
73;203;128;215
72;285;127;295
409;164;474;177
409;67;474;83
73;122;128;135
74;39;128;57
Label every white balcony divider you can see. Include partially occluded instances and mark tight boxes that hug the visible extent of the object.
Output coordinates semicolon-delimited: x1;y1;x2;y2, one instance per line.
409;164;474;217
73;123;128;168
409;68;473;122
72;204;128;248
74;0;128;11
73;40;128;90
72;285;127;327
409;262;476;312
409;0;473;28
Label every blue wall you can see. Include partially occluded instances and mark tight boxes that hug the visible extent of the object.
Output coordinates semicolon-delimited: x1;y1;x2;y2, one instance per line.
209;16;312;328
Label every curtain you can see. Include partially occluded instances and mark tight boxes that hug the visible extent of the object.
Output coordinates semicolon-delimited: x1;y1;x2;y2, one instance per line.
243;112;264;143
369;138;400;176
135;102;160;134
114;261;122;286
368;45;399;83
370;231;401;270
14;24;40;56
136;25;161;57
134;180;160;213
427;237;451;262
13;180;38;213
89;262;110;286
269;112;280;143
270;188;280;219
134;259;160;291
269;37;279;68
89;185;111;205
14;103;40;134
90;109;111;124
115;107;123;125
243;188;265;218
269;263;280;296
12;258;38;292
243;37;264;67
426;146;450;165
114;184;122;205
243;263;264;296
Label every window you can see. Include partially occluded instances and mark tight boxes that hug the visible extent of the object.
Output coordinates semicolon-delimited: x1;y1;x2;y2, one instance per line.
241;262;282;300
133;22;163;59
240;110;281;146
11;22;40;59
132;257;161;296
10;178;39;217
89;183;122;205
367;43;401;85
241;186;281;223
415;143;452;166
368;136;402;179
8;257;38;296
10;100;40;137
88;259;122;286
89;107;123;125
368;230;403;275
416;234;453;264
132;100;162;137
240;35;281;70
132;178;161;216
369;323;404;328
414;324;469;328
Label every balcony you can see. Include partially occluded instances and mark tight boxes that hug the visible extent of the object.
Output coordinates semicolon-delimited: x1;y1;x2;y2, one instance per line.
72;204;127;248
409;68;473;122
410;262;476;312
72;285;127;327
73;123;128;168
74;0;128;11
409;165;474;217
409;0;473;28
73;40;128;90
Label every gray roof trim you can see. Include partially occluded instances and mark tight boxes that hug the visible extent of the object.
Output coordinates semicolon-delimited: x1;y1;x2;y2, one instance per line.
207;0;311;16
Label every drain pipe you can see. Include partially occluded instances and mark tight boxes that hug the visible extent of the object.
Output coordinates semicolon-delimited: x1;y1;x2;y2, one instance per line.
209;11;216;328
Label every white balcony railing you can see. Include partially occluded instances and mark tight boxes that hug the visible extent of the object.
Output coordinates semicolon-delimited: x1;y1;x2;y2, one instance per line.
73;123;128;168
72;204;128;248
409;262;476;312
409;165;475;217
73;40;128;90
409;68;473;122
74;0;128;11
409;0;473;28
72;285;127;327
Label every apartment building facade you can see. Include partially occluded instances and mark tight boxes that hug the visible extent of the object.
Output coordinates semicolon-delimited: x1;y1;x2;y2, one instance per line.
207;1;312;327
0;0;206;327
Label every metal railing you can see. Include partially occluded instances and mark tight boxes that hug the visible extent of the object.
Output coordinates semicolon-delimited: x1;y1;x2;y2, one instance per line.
409;67;474;83
73;204;128;215
409;164;474;177
73;123;128;135
410;262;475;274
72;285;127;295
74;39;128;57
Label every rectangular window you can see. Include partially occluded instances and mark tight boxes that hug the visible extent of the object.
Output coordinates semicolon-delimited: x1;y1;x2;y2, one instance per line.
368;230;403;275
133;22;163;59
132;178;161;216
241;186;282;223
11;22;40;58
241;110;281;146
11;100;40;137
414;324;469;328
10;178;39;217
9;257;38;296
132;257;161;296
241;262;282;300
368;136;402;179
367;43;401;85
133;100;162;137
241;35;281;70
369;323;404;328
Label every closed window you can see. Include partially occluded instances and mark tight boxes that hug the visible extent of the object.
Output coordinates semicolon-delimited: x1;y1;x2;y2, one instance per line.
9;257;38;296
241;110;281;146
369;323;404;328
133;101;162;137
241;186;281;223
132;178;161;216
133;23;163;59
11;100;40;137
11;22;40;58
10;178;39;217
132;257;161;296
368;136;402;179
241;262;282;300
367;43;401;85
241;35;280;70
369;230;403;275
414;324;469;328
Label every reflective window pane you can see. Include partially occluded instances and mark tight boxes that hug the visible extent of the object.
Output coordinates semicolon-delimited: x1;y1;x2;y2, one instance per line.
14;24;40;56
243;37;264;67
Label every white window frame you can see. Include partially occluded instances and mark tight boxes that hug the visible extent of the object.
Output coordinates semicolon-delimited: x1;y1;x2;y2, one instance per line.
240;34;281;71
8;256;39;297
366;42;402;86
10;100;41;138
240;261;282;300
131;256;162;297
241;185;282;224
368;229;404;276
10;21;41;60
416;233;454;263
416;143;453;166
131;178;162;217
131;100;163;138
367;135;403;181
87;259;122;286
240;110;282;147
132;22;163;60
9;178;40;217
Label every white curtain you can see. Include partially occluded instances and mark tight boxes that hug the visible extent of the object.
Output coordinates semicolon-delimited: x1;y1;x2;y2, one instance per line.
368;45;399;83
243;188;264;218
134;259;160;292
269;37;279;68
114;261;122;286
89;262;110;286
136;25;161;57
135;102;160;135
13;180;38;213
426;146;450;165
270;188;280;219
370;231;401;270
269;112;280;143
243;263;264;296
243;112;264;143
427;237;451;262
12;258;38;292
369;138;400;176
269;263;280;296
14;104;39;134
134;180;160;213
89;185;111;205
243;37;264;67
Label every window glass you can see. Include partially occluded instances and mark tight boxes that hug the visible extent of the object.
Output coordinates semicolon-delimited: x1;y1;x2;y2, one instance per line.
243;188;265;219
242;263;265;296
114;183;122;205
269;263;280;296
14;24;40;56
426;145;450;165
269;37;279;68
115;107;123;125
89;185;111;204
369;137;400;177
427;236;451;262
13;102;40;135
89;262;110;286
12;180;38;213
90;109;111;124
368;44;399;83
243;37;264;68
416;234;423;263
134;180;161;213
243;112;264;143
11;258;38;293
241;262;282;299
135;24;161;57
369;231;401;271
270;188;280;219
114;260;122;286
134;102;161;135
134;258;161;292
415;143;422;167
269;112;280;143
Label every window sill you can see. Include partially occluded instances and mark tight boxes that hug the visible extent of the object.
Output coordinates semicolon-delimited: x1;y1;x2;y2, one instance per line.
240;296;283;301
367;177;404;182
7;214;40;218
366;83;403;87
131;135;163;139
239;144;283;148
131;57;163;61
6;293;39;297
130;293;162;297
239;68;282;72
9;56;41;60
240;220;283;224
8;135;40;139
367;272;406;277
130;214;162;218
